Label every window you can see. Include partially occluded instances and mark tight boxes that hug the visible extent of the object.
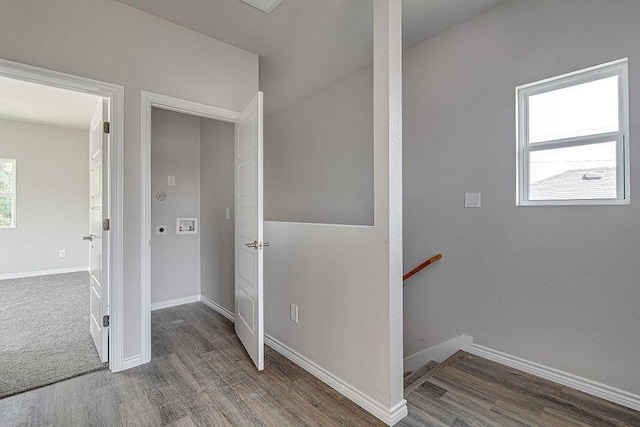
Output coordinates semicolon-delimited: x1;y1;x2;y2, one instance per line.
0;159;16;227
517;59;629;205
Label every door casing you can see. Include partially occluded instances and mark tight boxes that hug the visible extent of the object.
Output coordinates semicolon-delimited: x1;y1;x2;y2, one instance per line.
0;58;125;372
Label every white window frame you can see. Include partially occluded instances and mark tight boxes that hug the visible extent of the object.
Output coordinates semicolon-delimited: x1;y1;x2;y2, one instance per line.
0;158;16;228
516;59;630;206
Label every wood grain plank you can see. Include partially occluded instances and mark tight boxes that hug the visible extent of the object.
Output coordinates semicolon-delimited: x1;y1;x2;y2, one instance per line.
291;376;385;426
182;391;235;427
404;351;640;427
558;386;640;426
119;395;162;427
439;390;520;427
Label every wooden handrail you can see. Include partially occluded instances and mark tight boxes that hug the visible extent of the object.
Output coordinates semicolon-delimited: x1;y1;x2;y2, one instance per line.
403;254;442;282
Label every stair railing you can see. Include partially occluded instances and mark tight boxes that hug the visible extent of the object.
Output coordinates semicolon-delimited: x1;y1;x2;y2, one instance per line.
403;254;442;283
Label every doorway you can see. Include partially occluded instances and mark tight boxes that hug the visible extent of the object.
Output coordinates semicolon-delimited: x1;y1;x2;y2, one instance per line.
140;91;266;369
0;58;124;372
0;63;123;397
148;107;235;358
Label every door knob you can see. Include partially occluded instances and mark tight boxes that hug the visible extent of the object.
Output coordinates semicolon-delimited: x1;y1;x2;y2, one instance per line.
83;235;94;241
245;240;258;249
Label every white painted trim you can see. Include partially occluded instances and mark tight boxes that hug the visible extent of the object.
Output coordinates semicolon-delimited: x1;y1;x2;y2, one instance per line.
121;355;142;371
387;400;410;426
200;295;235;322
516;58;630;206
140;90;241;365
0;267;89;281
265;334;408;426
264;220;374;229
142;91;240;123
0;58;125;373
403;335;473;373
472;344;640;412
150;295;200;311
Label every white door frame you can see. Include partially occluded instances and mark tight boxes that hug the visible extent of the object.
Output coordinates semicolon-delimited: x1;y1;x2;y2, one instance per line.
0;58;125;372
139;91;240;363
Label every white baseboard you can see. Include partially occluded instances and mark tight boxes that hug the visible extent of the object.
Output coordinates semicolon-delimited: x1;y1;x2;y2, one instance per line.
404;335;473;372
0;266;89;281
200;295;235;322
150;295;200;311
121;354;142;371
265;334;407;426
472;344;640;412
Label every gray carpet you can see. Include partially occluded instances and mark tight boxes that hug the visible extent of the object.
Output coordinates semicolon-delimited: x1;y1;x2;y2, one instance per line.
0;272;107;398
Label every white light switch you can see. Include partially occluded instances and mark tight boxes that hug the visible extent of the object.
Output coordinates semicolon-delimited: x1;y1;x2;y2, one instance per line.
168;175;176;187
290;304;299;323
465;192;481;208
225;207;231;220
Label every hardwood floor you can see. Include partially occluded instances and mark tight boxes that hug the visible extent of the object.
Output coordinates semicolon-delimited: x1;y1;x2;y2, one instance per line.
1;302;639;426
0;302;383;426
399;351;640;427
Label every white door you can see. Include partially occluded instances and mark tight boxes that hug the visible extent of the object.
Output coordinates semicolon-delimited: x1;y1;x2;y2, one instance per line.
235;92;265;370
87;98;110;363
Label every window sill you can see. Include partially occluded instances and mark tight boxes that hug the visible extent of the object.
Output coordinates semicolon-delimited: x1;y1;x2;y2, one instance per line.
517;199;630;207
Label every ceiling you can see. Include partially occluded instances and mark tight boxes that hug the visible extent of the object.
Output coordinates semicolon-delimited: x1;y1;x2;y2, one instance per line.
0;76;101;130
115;0;508;114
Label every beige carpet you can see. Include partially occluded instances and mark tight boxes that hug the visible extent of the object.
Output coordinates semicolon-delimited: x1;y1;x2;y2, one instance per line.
0;272;107;398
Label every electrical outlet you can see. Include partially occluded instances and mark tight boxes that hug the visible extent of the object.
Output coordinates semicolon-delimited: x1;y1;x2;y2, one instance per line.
59;250;66;258
290;304;298;323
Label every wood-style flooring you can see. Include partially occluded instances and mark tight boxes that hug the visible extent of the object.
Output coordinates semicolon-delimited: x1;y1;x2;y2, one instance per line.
1;302;639;426
0;302;383;426
399;351;640;427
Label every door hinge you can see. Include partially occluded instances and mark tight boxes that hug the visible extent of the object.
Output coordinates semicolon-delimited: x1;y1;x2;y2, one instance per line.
103;218;110;231
103;121;110;134
103;315;110;327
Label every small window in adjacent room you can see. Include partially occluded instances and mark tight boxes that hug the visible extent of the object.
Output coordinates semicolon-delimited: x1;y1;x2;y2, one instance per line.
0;158;16;227
516;59;629;205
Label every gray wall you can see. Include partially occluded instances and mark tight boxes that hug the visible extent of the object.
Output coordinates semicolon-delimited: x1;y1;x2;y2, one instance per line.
264;66;374;226
264;1;405;417
150;111;235;311
200;118;235;313
403;0;640;394
151;109;201;304
0;119;89;275
0;0;258;357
